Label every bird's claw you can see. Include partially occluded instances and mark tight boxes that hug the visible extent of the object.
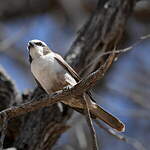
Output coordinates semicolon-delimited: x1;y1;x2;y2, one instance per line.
63;85;71;91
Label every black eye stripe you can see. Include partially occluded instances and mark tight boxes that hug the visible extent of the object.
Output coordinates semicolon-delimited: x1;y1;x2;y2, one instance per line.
35;42;43;46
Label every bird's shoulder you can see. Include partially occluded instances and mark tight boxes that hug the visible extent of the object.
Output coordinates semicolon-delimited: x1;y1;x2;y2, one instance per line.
54;53;81;82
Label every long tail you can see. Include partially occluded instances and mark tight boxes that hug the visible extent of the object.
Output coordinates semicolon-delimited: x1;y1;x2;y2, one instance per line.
91;104;125;132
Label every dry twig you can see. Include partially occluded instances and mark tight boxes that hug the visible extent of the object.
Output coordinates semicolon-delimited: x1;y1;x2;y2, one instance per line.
83;94;98;150
95;120;146;150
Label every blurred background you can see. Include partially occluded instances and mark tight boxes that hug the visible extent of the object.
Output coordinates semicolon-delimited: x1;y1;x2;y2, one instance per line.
0;0;150;150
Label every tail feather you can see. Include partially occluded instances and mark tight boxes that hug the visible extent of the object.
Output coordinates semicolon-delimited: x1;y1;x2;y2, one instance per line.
91;104;125;132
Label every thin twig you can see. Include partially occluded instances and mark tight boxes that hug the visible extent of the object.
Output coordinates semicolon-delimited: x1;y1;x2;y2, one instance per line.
83;94;98;150
95;120;146;150
80;33;150;73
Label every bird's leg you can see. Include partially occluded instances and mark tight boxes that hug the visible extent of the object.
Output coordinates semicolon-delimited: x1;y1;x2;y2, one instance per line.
63;85;72;92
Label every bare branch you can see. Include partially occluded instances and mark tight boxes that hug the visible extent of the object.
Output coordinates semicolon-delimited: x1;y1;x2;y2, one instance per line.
0;54;115;122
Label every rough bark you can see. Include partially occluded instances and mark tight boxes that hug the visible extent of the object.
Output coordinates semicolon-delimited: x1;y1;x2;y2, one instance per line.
66;0;135;76
0;0;136;149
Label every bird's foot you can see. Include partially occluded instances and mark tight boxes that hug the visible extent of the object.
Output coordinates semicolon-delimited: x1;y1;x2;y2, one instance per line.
63;85;72;91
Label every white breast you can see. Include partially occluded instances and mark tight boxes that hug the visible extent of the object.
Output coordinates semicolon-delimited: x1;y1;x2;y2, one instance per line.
31;53;77;93
31;53;62;92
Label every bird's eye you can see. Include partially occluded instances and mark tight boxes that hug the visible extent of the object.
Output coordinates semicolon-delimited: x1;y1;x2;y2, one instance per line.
35;42;43;46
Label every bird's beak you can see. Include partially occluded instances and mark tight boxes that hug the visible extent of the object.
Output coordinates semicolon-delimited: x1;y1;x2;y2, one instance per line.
28;41;34;49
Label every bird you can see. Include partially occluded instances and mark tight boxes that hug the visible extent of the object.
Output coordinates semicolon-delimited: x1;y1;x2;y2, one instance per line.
27;39;125;132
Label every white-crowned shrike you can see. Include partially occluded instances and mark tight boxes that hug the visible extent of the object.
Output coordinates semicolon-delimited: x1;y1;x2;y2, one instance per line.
27;39;125;132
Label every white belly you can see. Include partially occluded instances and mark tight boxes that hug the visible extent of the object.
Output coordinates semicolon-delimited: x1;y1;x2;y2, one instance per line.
31;54;61;92
31;53;77;93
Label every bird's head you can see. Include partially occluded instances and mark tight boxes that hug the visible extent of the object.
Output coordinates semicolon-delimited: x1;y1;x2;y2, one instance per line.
27;39;50;60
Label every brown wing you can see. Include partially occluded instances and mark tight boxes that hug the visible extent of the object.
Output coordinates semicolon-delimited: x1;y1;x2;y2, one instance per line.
54;53;96;102
54;54;81;82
